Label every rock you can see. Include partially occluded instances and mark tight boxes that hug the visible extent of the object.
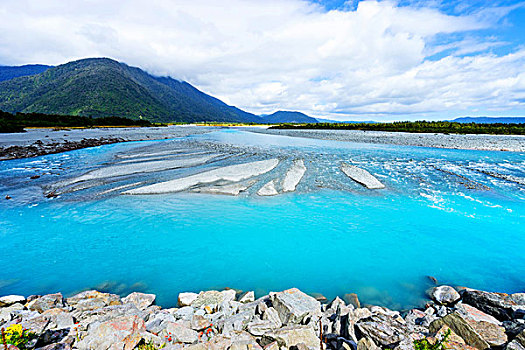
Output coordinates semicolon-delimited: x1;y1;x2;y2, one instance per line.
340;163;385;189
239;291;255;304
461;289;525;321
262;325;320;349
263;342;280;350
191;314;211;330
161;321;199;343
507;340;525;350
352;308;372;322
0;295;26;307
27;293;64;313
178;292;198;307
429;313;490;349
41;308;75;329
282;159;306;193
452;303;507;346
192;290;225;309
122;292;156;310
222;310;254;336
35;343;71;350
503;320;525;338
509;329;525;349
356;313;408;347
263;307;283;328
125;159;279;194
145;311;177;334
66;290;120;312
270;288;321;325
357;337;380;350
257;179;279;196
343;294;360;309
430;286;461;306
76;314;145;350
0;303;24;322
222;289;237;303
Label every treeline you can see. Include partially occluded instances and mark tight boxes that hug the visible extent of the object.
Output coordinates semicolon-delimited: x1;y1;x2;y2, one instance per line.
270;121;525;135
0;110;152;133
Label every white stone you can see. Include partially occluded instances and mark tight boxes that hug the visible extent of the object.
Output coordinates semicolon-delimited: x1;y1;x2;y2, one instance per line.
239;291;255;304
282;159;306;192
66;154;217;184
340;163;385;189
124;159;279;195
0;295;25;307
178;292;199;307
257;179;279;196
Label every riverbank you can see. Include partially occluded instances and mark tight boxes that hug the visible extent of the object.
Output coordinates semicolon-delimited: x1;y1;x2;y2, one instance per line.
252;128;525;152
0;126;214;160
0;286;523;350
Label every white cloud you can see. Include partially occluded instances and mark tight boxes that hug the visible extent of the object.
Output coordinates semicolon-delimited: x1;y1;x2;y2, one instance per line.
0;0;523;120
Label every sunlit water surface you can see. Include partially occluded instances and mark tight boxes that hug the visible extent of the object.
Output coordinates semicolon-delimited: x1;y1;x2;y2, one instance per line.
0;129;523;310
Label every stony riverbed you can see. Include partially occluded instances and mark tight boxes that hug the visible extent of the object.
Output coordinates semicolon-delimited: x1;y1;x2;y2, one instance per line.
0;286;524;350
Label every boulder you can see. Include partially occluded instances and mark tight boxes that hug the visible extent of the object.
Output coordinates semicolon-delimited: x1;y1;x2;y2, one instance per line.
41;308;75;329
431;286;461;306
263;307;283;328
145;311;176;334
239;291;255;304
122;292;156;310
0;303;24;322
429;313;490;349
66;290;120;312
161;321;199;343
343;294;361;309
178;292;198;307
75;315;145;350
461;289;525;321
0;295;26;307
453;303;507;346
357;337;380;350
262;325;320;349
192;290;225;309
27;293;64;313
356;313;408;347
270;288;321;325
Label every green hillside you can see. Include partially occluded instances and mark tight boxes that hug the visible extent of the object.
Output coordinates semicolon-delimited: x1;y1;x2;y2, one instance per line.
0;58;261;123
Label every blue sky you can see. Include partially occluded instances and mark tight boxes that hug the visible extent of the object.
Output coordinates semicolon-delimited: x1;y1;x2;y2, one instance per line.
0;0;524;120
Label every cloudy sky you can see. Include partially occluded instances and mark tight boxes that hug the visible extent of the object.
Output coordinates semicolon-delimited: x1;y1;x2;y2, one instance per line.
1;0;524;121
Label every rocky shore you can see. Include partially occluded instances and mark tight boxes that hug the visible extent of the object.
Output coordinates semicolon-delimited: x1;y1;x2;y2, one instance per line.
1;286;524;350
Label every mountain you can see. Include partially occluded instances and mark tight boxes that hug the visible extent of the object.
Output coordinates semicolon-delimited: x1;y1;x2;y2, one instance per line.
451;117;525;124
0;64;52;82
262;111;318;123
0;58;262;123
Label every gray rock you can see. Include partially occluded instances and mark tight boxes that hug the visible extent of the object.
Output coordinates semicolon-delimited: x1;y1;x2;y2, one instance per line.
0;295;26;307
75;314;145;350
192;290;225;309
178;292;198;307
262;325;320;349
461;289;525;321
145;311;176;334
429;312;490;349
239;291;255;304
161;321;199;344
357;337;380;350
122;292;156;310
174;306;195;321
263;307;283;328
222;310;254;336
356;314;408;347
66;290;121;312
270;288;321;325
27;293;64;313
431;286;461;306
0;303;24;322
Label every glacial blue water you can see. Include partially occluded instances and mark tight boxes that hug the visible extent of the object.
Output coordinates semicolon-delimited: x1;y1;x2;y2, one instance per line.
0;129;524;310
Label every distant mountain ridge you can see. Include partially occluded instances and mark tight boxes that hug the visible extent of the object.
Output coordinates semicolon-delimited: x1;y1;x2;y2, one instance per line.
0;64;52;82
261;111;318;123
0;58;262;123
451;116;525;124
